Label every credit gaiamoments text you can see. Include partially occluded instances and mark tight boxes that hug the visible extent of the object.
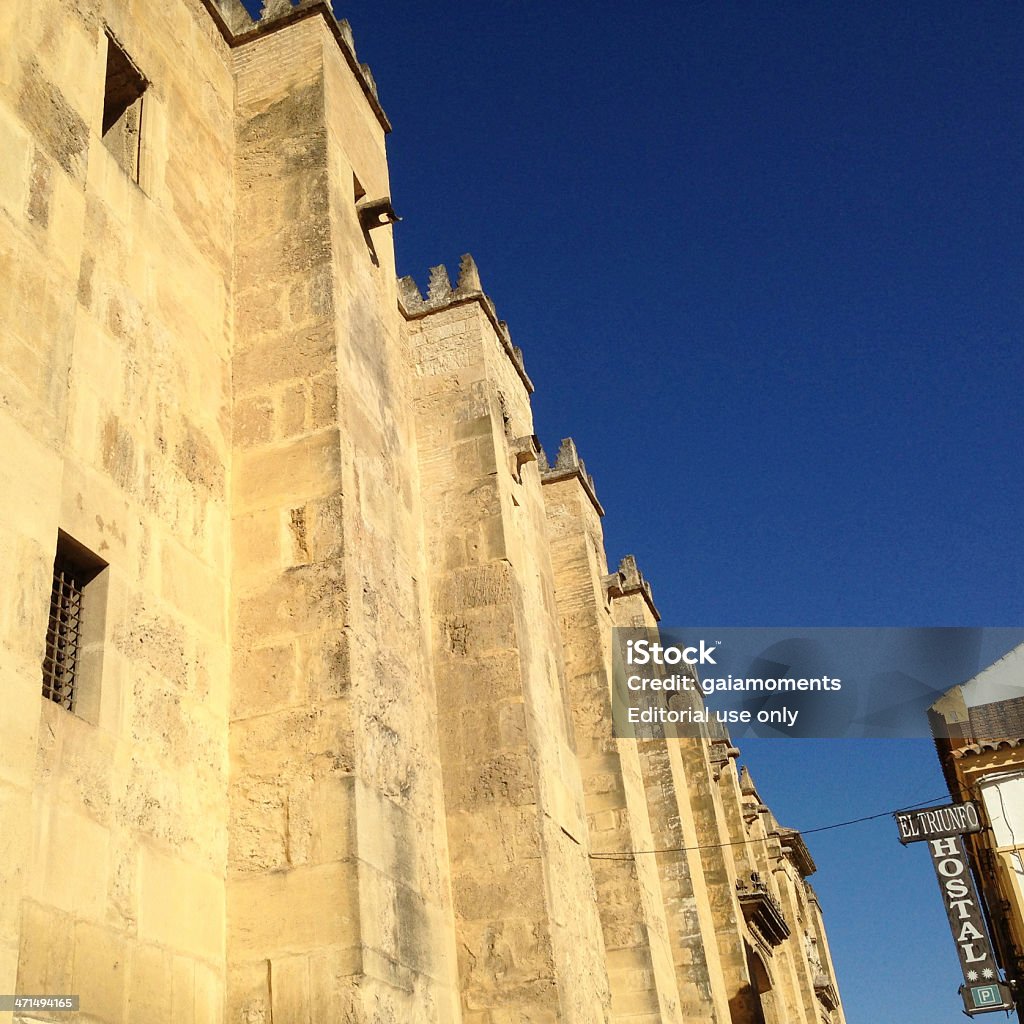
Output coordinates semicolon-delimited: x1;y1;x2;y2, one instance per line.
622;639;842;694
623;674;842;695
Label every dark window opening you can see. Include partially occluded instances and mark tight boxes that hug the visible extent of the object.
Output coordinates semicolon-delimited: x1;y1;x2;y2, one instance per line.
42;532;106;713
102;32;147;182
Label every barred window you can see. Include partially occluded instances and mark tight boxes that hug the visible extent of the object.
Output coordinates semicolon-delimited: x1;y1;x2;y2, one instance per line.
42;533;106;714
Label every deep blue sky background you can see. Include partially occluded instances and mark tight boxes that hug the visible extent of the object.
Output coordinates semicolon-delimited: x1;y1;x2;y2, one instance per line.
250;1;1023;1019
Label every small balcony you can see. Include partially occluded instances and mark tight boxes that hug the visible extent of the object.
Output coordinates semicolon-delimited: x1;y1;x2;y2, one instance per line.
814;972;840;1013
736;875;790;946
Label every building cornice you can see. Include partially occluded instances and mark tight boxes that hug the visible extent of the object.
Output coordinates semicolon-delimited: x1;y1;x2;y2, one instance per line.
199;0;392;133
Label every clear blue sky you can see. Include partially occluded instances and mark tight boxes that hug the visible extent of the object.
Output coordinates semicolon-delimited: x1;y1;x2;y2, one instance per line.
252;2;1023;1019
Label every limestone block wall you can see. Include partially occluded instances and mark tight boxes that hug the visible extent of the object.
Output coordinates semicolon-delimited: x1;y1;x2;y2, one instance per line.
691;750;764;1024
724;769;847;1024
226;12;459;1023
407;266;612;1023
605;571;741;1024
0;0;236;1020
773;862;821;1024
0;2;851;1023
638;732;734;1024
803;883;845;1024
540;455;686;1024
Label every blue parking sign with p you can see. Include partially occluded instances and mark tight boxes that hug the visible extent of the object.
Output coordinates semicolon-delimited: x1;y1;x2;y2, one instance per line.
971;985;1002;1008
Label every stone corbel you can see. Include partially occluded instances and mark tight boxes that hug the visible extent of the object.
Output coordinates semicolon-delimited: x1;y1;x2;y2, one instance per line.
509;434;540;483
708;737;741;781
357;196;401;230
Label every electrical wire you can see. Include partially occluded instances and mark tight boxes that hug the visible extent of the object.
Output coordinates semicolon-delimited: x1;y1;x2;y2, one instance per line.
588;790;967;860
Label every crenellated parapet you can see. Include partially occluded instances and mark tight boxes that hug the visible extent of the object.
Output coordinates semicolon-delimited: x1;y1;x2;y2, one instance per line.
538;437;603;516
398;253;480;311
399;253;533;392
200;0;390;130
604;554;660;621
204;0;254;33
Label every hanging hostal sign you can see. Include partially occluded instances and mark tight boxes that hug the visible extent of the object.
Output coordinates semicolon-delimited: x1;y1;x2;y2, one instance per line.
895;802;1013;1015
930;834;1014;1015
894;800;982;844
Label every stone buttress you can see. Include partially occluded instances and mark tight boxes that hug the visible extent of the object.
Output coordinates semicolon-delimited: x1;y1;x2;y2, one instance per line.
404;257;614;1023
540;446;686;1024
541;448;738;1024
226;3;459;1021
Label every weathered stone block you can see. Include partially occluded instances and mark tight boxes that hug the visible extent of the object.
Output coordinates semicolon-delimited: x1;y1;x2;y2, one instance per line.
138;845;223;961
53;711;116;826
231;642;299;720
0;784;31;948
194;960;224;1024
232;508;282;580
127;943;171;1024
309;774;355;865
0;106;30;221
28;802;110;922
298;631;350;702
271;954;310;1022
307;946;362;1020
226;960;272;1024
230;701;353;778
15;901;73;998
228;776;288;874
0;666;43;790
236;561;348;644
446;752;536;812
233;393;275;449
228;862;360;959
16;61;88;182
171;954;197;1024
233;429;342;512
72;921;128;1023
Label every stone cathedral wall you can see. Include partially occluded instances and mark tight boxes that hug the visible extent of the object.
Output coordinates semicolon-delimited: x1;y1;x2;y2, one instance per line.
1;0;236;1018
0;2;847;1023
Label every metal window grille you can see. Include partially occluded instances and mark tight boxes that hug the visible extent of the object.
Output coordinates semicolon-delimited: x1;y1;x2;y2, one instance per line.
42;559;86;711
